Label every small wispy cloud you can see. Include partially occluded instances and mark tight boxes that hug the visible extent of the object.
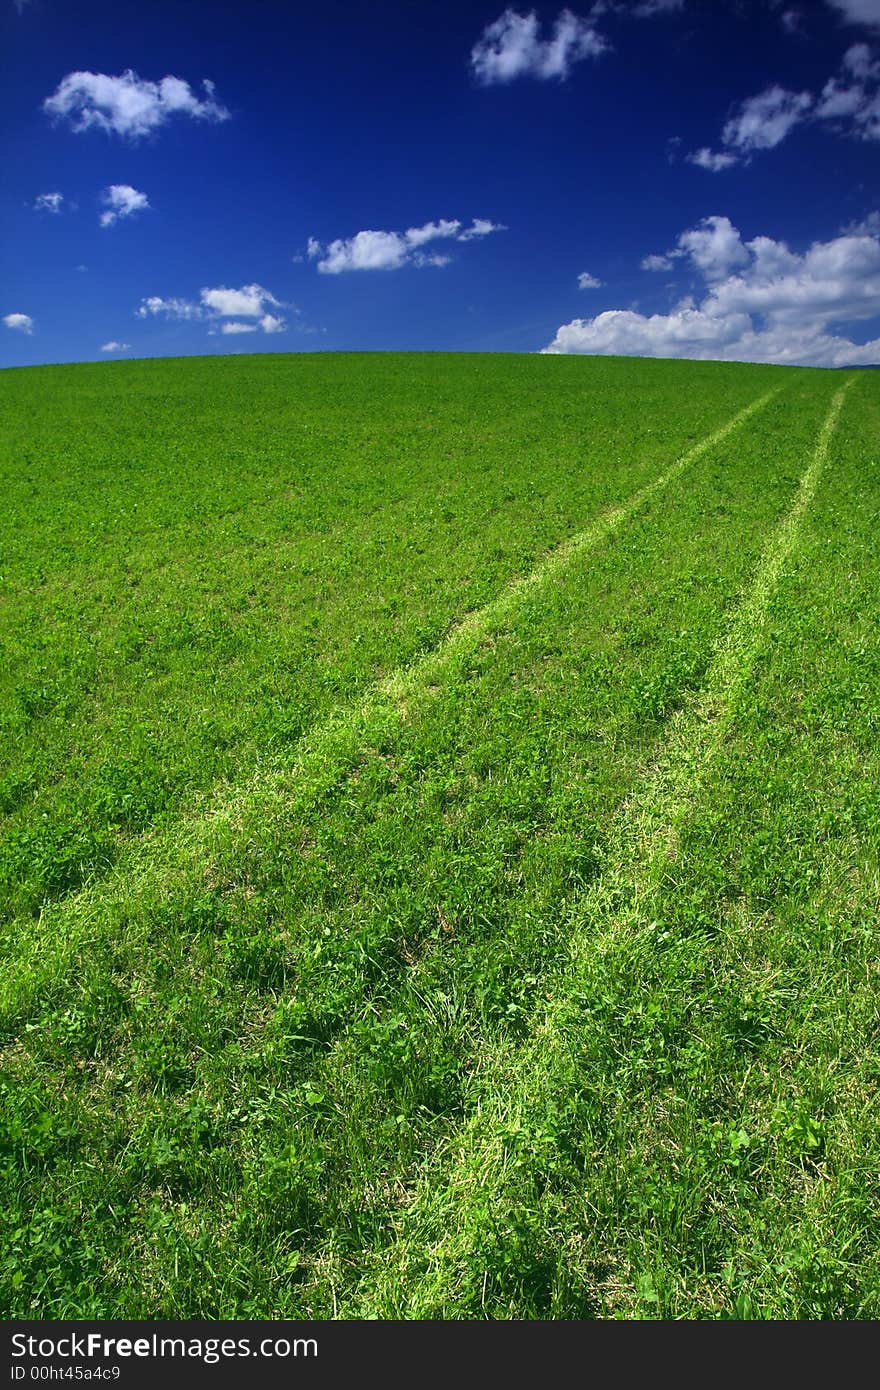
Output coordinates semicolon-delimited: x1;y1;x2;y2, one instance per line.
577;270;603;288
99;184;150;227
34;191;66;213
310;218;506;273
458;218;506;240
136;295;203;321
723;84;814;152
43;69;229;140
3;312;34;334
630;0;684;15
200;284;282;318
689;44;880;170
470;8;608;84
100;341;130;352
137;284;288;334
687;147;739;171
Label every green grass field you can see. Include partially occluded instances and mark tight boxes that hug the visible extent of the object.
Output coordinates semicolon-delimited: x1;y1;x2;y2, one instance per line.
1;352;878;1319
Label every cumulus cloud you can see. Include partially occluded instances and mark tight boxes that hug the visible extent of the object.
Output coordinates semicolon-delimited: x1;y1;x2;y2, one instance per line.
136;284;287;333
100;341;130;352
577;270;603;288
677;214;751;279
43;70;229;140
312;218;505;273
470;8;607;84
99;184;149;227
3;312;34;334
317;230;409;274
34;191;66;213
200;284;281;318
544;215;880;366
640;215;749;280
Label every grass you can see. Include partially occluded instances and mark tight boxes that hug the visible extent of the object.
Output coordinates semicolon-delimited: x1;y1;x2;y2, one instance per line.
0;352;877;1319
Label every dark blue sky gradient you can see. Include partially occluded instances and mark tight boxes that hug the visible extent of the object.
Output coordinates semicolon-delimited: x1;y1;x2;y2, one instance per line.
2;0;878;364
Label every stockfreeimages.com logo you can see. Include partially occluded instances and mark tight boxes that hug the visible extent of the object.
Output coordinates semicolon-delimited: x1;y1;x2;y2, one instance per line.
11;1333;317;1366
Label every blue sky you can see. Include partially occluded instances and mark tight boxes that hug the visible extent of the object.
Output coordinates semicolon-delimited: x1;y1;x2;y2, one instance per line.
3;0;880;367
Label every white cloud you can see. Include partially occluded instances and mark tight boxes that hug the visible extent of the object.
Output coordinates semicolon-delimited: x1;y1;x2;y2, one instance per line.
458;217;507;240
99;184;149;227
722;84;814;152
691;46;880;167
137;295;202;320
686;87;813;172
100;341;130;352
687;146;739;171
577;270;603;288
200;283;280;318
817;43;880;137
3;312;34;334
826;0;880;26
640;215;750;280
677;214;751;279
404;219;462;247
313;218;505;273
470;7;607;84
544;216;880;366
34;191;65;213
43;70;229;140
137;284;287;333
318;230;408;273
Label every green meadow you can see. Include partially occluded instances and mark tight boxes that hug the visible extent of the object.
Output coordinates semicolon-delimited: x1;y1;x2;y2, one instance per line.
1;352;877;1318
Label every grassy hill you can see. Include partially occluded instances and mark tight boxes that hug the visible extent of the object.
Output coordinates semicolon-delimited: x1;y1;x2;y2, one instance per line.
1;352;877;1318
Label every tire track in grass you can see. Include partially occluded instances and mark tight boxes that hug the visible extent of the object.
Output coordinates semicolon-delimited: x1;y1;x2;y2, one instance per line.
0;389;778;1034
352;378;854;1318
